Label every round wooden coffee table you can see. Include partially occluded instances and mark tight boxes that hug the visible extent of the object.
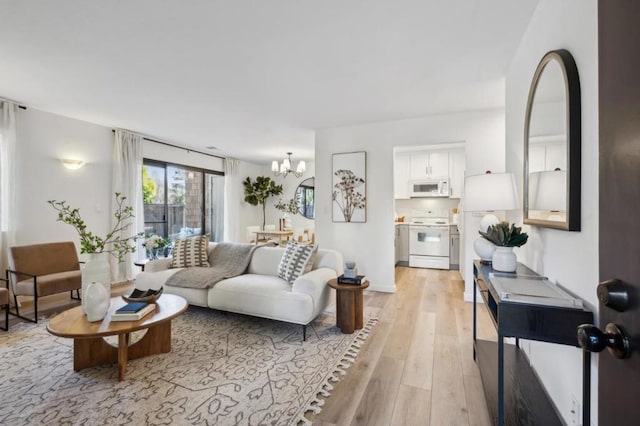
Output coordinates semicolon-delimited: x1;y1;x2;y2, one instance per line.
328;278;369;334
47;294;188;381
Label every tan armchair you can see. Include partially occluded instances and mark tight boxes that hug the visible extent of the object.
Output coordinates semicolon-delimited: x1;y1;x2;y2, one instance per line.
7;241;82;323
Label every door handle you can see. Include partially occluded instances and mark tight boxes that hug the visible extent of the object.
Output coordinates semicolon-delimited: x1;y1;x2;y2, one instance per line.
577;323;631;359
597;279;629;312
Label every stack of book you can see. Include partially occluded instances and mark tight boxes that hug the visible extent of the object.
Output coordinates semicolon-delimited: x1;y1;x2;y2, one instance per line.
337;274;367;286
111;302;156;322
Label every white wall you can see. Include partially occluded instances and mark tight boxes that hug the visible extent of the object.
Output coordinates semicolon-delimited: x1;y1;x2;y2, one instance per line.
505;0;598;423
13;108;268;253
315;109;505;293
15;108;113;259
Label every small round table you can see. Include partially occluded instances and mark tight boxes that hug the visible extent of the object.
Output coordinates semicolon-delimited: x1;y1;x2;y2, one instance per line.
328;278;369;334
47;294;188;381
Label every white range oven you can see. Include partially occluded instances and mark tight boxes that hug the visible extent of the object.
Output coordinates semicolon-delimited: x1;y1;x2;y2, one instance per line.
409;209;450;269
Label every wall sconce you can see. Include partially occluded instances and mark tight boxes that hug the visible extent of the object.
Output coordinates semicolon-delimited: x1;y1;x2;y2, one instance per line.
61;159;85;170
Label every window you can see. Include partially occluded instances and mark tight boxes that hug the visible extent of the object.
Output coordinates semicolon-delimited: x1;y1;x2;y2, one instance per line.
142;160;225;241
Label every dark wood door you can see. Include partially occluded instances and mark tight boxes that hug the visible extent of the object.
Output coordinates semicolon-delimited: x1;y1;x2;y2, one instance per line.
598;2;640;425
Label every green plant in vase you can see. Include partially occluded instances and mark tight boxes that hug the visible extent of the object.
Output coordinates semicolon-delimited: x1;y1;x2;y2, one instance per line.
479;221;528;272
479;221;528;247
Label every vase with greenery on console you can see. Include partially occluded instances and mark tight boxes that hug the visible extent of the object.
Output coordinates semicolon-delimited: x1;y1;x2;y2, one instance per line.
48;193;141;317
479;221;529;272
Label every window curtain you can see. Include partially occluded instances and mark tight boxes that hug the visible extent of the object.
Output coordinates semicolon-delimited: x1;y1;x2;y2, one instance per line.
223;158;241;242
111;129;144;282
209;174;225;241
0;101;18;276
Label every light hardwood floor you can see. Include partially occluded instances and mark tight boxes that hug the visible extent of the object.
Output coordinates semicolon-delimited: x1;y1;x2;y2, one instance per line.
9;269;495;426
309;266;496;426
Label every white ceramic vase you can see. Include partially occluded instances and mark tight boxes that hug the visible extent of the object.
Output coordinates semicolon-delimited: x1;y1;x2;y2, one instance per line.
84;281;110;322
492;246;517;272
474;238;496;262
82;253;111;314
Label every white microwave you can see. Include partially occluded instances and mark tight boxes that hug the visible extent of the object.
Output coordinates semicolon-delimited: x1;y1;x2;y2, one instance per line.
409;178;450;197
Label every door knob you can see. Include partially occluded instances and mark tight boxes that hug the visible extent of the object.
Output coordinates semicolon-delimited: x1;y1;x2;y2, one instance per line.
597;279;629;312
577;323;631;359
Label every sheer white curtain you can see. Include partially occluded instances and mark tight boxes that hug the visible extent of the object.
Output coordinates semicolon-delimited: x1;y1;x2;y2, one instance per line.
111;129;144;282
0;101;18;275
223;158;241;242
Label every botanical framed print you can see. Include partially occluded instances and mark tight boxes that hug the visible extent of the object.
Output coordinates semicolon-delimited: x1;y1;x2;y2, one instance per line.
332;151;366;223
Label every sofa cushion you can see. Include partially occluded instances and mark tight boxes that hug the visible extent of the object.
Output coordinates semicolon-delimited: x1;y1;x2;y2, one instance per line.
209;274;314;325
171;236;210;268
15;270;81;297
277;241;317;284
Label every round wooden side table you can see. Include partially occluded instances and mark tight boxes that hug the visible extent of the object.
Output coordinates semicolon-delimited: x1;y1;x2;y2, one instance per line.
328;278;369;334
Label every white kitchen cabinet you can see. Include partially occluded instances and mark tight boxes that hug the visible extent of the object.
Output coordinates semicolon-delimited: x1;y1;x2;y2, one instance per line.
395;225;409;265
529;139;566;173
448;149;465;199
409;151;449;180
394;152;411;199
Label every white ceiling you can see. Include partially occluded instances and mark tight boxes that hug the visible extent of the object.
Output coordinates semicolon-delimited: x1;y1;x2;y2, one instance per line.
0;0;538;164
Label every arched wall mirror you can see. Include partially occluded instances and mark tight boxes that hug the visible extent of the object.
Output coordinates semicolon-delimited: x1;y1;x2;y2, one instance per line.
295;177;315;219
524;49;581;231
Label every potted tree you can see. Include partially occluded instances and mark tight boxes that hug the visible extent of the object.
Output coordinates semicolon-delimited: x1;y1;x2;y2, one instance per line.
243;176;283;230
479;221;528;272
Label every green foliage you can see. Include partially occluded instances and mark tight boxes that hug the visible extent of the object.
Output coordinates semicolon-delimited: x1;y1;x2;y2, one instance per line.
479;221;529;247
48;193;143;262
142;166;157;204
274;198;299;215
243;176;283;229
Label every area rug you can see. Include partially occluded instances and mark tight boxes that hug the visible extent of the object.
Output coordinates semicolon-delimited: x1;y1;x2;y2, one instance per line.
0;307;377;425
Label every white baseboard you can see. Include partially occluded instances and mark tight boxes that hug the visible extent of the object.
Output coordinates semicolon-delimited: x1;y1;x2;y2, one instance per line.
368;283;396;293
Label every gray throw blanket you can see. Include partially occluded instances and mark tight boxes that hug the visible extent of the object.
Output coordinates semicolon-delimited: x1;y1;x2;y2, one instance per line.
166;242;275;289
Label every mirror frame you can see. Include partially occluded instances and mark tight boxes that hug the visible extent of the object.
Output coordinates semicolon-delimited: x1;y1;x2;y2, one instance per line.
523;49;581;231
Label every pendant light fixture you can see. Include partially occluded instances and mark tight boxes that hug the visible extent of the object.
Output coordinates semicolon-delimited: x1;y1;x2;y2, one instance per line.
272;152;305;178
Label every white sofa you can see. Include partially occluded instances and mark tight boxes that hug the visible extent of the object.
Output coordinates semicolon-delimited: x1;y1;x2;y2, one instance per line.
135;243;343;338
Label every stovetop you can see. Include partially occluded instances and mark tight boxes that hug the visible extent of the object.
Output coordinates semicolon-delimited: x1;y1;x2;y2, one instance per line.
410;209;450;226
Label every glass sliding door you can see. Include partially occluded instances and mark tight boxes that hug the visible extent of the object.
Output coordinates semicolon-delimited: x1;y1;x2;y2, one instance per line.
143;160;224;241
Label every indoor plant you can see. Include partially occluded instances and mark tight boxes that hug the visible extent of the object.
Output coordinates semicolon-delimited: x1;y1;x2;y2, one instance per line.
143;234;172;259
274;198;298;231
243;176;283;230
479;221;528;272
48;192;141;314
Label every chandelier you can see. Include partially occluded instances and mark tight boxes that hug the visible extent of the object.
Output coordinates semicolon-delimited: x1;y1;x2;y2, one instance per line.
272;152;306;178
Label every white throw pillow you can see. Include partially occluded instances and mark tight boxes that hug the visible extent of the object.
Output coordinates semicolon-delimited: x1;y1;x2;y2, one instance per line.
278;241;318;284
170;235;210;268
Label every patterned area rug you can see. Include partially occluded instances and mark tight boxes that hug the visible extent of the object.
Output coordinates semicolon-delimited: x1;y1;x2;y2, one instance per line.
0;307;376;425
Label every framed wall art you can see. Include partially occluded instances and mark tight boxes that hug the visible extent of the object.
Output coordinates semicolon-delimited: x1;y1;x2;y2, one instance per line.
332;151;366;223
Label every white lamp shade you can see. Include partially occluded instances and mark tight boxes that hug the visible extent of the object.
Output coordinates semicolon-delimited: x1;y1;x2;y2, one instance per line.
282;158;291;170
529;170;566;211
271;161;279;172
297;160;306;173
464;172;519;212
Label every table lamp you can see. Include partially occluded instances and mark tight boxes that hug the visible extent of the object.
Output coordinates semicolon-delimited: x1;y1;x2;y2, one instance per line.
464;171;519;262
529;169;566;221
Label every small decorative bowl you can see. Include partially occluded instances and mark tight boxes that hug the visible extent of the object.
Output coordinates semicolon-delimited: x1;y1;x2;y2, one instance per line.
122;287;163;303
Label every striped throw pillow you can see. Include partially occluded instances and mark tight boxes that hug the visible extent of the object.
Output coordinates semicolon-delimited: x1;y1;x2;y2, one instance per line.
278;241;318;284
170;235;210;268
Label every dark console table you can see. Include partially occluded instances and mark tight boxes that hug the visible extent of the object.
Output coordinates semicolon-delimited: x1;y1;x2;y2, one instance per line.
473;260;593;426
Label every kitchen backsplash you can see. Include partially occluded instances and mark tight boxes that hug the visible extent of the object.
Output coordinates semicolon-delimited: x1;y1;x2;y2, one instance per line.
394;198;461;222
